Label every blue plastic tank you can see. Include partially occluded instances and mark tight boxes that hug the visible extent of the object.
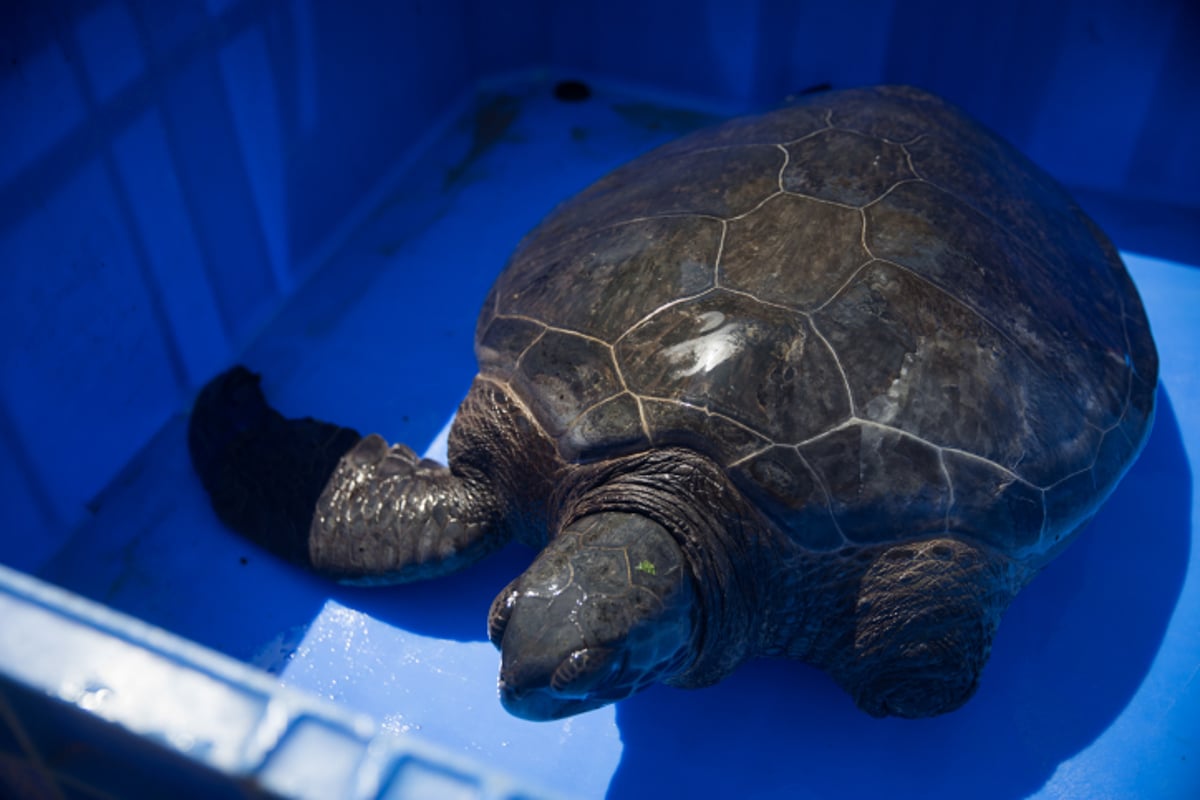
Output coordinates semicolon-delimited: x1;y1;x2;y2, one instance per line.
1;2;1197;797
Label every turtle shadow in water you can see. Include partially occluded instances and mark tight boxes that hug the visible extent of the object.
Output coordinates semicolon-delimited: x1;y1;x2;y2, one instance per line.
608;385;1191;800
327;541;536;642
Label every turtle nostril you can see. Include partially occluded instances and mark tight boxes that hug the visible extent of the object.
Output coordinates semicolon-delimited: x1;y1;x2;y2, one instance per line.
487;581;520;647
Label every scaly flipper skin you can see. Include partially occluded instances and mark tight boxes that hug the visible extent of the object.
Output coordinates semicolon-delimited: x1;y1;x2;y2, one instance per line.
836;538;1016;718
309;433;507;583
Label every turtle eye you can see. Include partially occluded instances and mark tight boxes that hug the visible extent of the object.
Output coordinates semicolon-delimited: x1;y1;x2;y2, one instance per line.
551;647;614;694
487;580;520;647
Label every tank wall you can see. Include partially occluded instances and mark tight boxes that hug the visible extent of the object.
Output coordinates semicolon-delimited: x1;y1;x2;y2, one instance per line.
471;0;1197;207
0;0;474;567
1;0;1195;570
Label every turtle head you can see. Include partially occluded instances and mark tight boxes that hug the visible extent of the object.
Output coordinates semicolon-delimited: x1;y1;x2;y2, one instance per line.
487;511;699;720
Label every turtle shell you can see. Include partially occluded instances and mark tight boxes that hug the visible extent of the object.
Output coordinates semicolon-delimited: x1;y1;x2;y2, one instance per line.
474;85;1157;559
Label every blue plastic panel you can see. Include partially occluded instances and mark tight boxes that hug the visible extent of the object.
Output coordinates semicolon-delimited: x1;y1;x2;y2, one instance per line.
0;562;561;799
1;0;484;559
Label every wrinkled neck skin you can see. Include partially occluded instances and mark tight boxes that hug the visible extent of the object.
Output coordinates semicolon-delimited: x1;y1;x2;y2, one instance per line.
453;379;813;699
555;446;787;689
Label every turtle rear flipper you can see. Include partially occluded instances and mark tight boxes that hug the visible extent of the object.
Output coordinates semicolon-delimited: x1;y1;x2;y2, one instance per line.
839;537;1016;718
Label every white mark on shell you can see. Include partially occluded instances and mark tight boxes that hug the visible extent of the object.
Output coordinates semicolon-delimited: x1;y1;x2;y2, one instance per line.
663;311;745;377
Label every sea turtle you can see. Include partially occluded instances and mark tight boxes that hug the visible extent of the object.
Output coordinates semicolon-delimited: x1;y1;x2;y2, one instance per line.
189;85;1157;721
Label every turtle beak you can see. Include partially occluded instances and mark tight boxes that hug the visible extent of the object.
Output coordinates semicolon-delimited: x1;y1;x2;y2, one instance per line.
488;510;700;720
497;676;610;721
498;645;623;720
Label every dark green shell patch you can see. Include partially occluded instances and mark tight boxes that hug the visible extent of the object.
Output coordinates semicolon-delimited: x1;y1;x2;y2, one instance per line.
473;85;1156;555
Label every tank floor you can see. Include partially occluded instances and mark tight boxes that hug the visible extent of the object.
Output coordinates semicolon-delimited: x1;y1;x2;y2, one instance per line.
35;76;1200;799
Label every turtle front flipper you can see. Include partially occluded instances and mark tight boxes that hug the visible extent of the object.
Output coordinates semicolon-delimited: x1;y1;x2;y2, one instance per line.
839;537;1017;718
308;433;506;583
188;367;506;583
